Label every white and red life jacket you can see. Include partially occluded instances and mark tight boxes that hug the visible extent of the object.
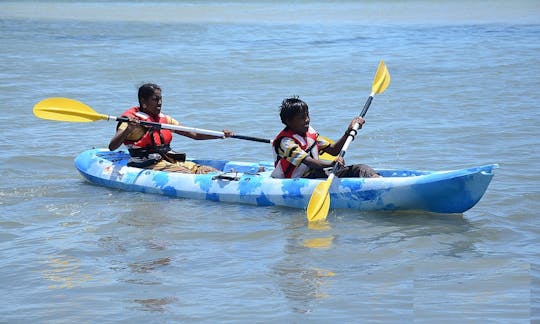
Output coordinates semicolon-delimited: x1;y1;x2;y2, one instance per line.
272;126;320;178
120;106;173;157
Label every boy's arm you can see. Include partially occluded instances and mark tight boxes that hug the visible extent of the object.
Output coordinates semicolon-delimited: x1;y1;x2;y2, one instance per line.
321;133;349;156
321;116;366;155
279;137;336;170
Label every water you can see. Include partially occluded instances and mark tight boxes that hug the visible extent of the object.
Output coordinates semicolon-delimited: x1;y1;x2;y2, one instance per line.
1;1;539;322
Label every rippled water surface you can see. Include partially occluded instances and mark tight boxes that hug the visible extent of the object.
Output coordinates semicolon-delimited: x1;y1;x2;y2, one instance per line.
1;1;539;322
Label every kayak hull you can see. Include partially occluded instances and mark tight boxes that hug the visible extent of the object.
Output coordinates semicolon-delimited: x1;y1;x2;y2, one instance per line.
74;149;497;213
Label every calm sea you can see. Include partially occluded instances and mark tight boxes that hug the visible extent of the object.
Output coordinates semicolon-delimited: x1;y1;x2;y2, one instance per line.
1;1;539;322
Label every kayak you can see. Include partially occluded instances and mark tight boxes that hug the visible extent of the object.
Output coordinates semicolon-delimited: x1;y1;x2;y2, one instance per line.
74;148;498;214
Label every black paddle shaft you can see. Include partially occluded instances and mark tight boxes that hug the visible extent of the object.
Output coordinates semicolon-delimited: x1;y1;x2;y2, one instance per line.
232;135;270;143
117;117;271;143
360;96;373;118
332;95;374;173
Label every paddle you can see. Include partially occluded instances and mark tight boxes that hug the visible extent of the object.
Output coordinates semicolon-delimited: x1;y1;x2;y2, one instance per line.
33;97;270;143
33;97;337;160
306;60;391;222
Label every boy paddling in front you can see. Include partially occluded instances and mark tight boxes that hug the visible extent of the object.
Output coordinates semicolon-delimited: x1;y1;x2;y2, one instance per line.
271;97;379;179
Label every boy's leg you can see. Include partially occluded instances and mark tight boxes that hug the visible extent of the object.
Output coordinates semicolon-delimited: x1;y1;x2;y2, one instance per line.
336;164;380;178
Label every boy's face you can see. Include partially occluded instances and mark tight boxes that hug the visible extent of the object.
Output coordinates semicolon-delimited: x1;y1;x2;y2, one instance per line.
286;111;310;135
140;89;162;118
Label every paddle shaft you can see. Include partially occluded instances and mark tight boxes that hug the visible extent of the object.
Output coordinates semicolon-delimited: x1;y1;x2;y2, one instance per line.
113;116;270;143
330;92;375;174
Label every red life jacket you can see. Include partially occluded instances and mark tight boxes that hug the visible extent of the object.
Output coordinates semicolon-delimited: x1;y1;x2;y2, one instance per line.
272;127;319;178
120;106;173;156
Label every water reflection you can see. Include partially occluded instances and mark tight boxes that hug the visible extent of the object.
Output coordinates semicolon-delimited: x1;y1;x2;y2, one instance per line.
273;209;482;314
128;257;171;273
273;262;335;313
42;255;92;289
273;213;337;313
335;210;480;258
303;236;334;249
131;296;178;312
97;235;128;253
304;220;333;249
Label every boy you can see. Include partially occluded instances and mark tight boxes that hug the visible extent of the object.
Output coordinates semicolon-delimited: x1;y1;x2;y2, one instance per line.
271;97;379;179
109;83;234;173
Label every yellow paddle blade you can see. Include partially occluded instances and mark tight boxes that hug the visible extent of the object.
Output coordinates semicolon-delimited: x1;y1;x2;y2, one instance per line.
307;179;332;222
33;97;109;122
380;65;391;93
320;152;333;161
371;60;391;95
318;135;334;161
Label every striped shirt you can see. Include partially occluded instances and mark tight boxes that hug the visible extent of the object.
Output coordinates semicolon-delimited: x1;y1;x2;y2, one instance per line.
276;135;331;168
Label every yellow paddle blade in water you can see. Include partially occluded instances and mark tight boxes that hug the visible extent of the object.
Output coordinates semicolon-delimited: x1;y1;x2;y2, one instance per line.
306;177;332;222
33;97;109;122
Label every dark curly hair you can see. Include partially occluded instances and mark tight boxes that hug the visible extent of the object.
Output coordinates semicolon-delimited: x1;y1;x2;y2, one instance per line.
138;83;161;105
279;96;309;125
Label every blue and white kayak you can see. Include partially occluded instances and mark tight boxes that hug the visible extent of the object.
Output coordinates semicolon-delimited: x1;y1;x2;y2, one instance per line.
74;149;497;214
